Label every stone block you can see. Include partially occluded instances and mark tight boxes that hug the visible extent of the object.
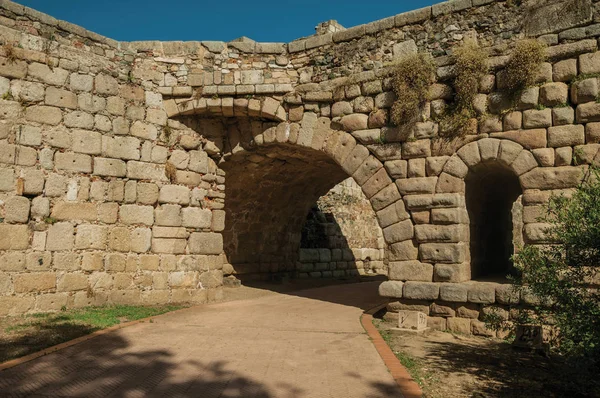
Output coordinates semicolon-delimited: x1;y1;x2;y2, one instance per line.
571;78;598;104
539;83;568;107
414;224;467;243
55;152;92;173
389;261;433;282
64;111;94;129
402;140;431;159
127;161;168;181
52;252;80;271
439;283;468;302
102;136;140;160
576;102;600;123
130;121;158;140
403;281;439;300
496;284;520;305
4;196;30;223
51;202;97;221
182;207;212;229
188;232;223;254
25;105;62;125
532;148;555;167
579;51;600;75
45;222;74;251
14;272;56;293
137;183;159;205
159;185;190;205
0;224;29;249
420;243;467;264
152;239;187;254
93;157;127;177
547;125;585;147
447;317;471;334
57;273;88;292
82;252;104;271
0;252;25;271
397;310;428;331
130;227;152;253
467;284;496;304
17;125;42;147
434;263;471;282
382;219;414;243
75;225;107;249
95;74;119;95
119;204;154;226
35;293;69;312
396;177;437;195
155;204;182;226
523;108;552;128
520;166;583;189
552;59;577;82
552;107;575;126
388;239;418;261
378;281;404;298
45;86;77;109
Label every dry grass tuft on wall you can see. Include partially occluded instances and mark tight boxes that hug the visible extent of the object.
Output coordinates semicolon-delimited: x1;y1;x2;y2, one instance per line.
390;53;436;126
504;39;547;95
440;40;489;138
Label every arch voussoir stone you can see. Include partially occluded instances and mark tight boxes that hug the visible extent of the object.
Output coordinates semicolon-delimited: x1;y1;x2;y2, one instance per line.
511;150;540;176
443;154;469;178
477;138;501;161
456;141;481;168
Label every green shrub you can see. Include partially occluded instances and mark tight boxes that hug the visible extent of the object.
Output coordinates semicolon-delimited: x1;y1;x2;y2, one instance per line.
504;39;547;95
493;165;600;368
390;53;436;125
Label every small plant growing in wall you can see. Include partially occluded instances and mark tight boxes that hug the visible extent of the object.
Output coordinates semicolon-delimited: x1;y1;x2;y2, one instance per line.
2;42;17;63
503;39;547;97
165;161;177;183
439;40;489;138
390;53;436;126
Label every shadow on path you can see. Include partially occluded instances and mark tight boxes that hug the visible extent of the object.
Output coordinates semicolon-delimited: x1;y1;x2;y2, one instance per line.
0;332;299;397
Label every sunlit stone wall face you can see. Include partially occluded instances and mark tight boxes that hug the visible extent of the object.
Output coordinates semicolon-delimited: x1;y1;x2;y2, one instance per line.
1;0;600;333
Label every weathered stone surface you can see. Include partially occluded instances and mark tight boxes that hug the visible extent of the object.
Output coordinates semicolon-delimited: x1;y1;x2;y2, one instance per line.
520;166;584;189
389;261;433;282
468;284;496;304
188;233;223;254
414;225;467;243
420;243;467;264
439;283;468;302
403;281;439;300
378;281;404;298
547;125;585;147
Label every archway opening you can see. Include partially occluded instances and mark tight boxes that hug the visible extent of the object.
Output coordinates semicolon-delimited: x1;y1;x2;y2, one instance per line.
299;178;386;278
221;142;350;280
465;162;522;280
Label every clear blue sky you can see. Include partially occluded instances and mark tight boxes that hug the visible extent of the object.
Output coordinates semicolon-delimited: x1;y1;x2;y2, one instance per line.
14;0;443;43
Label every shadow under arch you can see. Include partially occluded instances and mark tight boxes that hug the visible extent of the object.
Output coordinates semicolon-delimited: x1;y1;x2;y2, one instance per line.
170;106;400;286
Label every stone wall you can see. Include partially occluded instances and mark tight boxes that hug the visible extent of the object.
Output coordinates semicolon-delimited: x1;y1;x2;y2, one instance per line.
298;178;386;279
1;0;600;326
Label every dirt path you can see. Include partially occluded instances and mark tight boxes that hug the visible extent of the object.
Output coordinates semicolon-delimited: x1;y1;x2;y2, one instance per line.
0;281;402;398
377;321;600;398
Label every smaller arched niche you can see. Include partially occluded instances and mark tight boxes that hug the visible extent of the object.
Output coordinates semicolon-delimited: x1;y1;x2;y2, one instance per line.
465;162;523;280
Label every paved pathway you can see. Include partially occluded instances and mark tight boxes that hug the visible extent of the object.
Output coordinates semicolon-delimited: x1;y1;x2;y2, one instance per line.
0;282;403;397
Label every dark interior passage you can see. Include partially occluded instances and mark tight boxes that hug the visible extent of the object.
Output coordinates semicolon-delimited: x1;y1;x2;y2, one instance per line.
221;142;349;279
466;163;522;280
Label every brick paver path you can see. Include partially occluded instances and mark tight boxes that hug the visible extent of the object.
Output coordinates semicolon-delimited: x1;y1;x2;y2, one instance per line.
0;282;403;397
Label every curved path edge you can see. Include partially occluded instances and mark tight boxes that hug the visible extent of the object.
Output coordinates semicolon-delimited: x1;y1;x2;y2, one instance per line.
361;304;423;398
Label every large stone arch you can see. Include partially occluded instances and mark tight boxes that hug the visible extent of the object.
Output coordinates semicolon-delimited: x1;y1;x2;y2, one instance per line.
167;104;401;279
